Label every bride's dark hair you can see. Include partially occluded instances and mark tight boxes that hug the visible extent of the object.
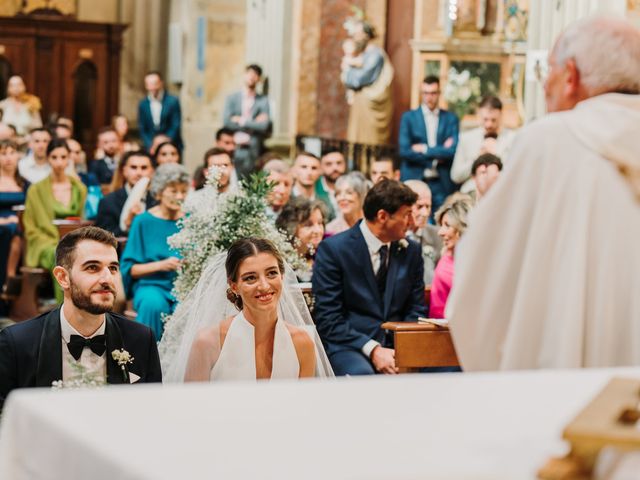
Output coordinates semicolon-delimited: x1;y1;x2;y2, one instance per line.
225;238;285;310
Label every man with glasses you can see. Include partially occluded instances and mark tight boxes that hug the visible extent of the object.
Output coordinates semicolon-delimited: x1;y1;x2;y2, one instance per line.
398;75;459;216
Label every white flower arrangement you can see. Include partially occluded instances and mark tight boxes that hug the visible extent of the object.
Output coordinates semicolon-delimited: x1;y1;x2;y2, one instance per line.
52;362;106;390
397;238;409;250
167;170;308;304
444;67;482;119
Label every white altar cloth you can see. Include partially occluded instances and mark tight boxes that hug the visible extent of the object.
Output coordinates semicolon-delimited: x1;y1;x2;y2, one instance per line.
1;368;639;480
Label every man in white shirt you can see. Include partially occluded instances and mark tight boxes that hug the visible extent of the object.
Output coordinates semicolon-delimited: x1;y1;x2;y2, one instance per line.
313;179;426;375
451;96;515;193
291;152;322;200
0;226;162;411
18;127;52;183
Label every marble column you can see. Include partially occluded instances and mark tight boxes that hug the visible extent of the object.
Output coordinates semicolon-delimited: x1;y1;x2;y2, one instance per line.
524;0;626;121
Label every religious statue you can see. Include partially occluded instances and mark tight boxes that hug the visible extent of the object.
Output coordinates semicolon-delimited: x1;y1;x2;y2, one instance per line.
341;11;394;145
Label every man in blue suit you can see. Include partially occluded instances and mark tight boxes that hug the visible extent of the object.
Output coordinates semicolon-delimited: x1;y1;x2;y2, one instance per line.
313;179;426;376
398;75;459;216
137;71;182;152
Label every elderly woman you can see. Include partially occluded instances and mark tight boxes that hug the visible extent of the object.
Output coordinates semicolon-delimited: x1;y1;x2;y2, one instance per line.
121;163;189;340
325;172;369;236
276;197;326;279
0;75;42;137
429;196;473;318
23;138;86;302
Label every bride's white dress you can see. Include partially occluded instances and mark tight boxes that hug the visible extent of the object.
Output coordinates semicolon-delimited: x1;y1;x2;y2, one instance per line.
210;312;300;380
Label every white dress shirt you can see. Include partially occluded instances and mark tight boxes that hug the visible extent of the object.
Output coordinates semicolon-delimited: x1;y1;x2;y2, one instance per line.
359;221;390;358
60;305;107;382
422;105;440;148
148;92;164;127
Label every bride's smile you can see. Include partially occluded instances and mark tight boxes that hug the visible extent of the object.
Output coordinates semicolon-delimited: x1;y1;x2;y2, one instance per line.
231;252;283;314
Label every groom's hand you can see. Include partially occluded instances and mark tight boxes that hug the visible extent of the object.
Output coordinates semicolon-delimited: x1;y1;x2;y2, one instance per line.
371;346;398;374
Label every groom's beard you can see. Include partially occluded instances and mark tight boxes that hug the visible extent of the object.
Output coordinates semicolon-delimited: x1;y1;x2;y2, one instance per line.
69;279;116;315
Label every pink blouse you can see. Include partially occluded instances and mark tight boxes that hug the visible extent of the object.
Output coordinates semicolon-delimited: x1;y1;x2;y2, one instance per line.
429;253;454;319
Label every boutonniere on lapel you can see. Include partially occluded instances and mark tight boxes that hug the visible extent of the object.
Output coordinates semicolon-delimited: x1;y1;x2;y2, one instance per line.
395;238;409;255
112;349;134;383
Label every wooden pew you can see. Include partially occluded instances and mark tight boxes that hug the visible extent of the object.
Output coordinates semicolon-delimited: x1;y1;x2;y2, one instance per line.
9;219;94;321
381;321;459;370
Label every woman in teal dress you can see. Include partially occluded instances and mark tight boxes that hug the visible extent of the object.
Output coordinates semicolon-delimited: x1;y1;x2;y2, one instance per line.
121;163;190;341
23;138;86;302
0;139;30;293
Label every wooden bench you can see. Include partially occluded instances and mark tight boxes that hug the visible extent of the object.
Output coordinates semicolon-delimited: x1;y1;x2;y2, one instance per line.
381;321;459;369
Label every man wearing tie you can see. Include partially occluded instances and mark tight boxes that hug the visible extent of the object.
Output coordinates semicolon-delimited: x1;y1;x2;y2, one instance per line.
137;71;182;152
398;75;459;216
312;180;426;375
223;64;272;180
0;227;162;411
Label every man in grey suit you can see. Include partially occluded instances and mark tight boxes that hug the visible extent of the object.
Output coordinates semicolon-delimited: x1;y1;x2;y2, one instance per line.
223;64;272;179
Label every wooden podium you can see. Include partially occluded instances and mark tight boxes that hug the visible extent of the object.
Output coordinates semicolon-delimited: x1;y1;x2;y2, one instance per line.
381;321;459;369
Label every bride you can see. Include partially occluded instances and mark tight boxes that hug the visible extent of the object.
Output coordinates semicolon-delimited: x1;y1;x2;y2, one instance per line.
160;237;333;381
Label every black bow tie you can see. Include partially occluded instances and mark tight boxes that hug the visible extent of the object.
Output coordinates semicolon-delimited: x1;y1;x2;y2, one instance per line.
67;334;106;361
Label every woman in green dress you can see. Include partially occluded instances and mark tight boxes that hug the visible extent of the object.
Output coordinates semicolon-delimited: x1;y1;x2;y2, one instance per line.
23;138;87;302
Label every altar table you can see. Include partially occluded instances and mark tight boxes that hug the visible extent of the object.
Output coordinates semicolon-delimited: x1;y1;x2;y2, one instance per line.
2;368;640;480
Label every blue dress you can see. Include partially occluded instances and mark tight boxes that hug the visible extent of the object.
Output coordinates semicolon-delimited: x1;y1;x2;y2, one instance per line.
121;211;181;341
0;188;27;287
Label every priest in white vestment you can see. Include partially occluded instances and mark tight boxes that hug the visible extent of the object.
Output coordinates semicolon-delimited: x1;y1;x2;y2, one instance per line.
448;17;640;370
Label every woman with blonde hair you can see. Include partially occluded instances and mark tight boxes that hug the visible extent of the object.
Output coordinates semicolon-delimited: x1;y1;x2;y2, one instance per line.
429;195;473;318
0;76;42;137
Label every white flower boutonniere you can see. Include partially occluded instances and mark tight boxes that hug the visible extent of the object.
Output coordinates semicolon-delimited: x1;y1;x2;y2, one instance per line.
398;238;409;250
112;349;134;382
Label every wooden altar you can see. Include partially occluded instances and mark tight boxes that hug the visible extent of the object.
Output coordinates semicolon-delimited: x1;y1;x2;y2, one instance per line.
409;0;528;128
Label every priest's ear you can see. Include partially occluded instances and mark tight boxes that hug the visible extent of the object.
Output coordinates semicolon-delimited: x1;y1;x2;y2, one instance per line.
52;266;71;290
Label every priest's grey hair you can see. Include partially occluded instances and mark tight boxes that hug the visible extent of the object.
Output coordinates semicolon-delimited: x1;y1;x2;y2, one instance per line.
150;163;190;197
553;16;640;95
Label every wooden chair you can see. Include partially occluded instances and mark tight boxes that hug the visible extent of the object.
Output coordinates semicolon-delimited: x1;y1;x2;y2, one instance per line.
381;321;459;371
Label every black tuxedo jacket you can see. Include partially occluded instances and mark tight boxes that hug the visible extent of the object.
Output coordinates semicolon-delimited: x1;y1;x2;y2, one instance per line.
0;308;162;411
95;187;156;237
89;157;117;185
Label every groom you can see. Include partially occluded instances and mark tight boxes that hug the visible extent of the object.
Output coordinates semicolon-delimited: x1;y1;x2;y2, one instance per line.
313;179;426;375
0;226;162;411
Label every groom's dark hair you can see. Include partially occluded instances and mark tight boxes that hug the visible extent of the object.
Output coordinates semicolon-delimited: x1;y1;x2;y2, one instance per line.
56;226;118;270
363;179;418;221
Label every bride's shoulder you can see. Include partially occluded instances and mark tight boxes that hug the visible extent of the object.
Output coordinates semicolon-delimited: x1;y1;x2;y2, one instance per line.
284;324;315;352
193;316;235;347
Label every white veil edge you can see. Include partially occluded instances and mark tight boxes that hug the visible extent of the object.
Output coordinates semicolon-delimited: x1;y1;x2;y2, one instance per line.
159;252;334;381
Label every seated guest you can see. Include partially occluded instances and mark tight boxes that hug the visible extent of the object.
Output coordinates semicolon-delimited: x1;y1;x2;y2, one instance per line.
66;138;100;187
153;141;181;165
112;114;140;153
149;133;172;156
292;152;321;200
429;196;472;318
186;148;237;210
404;180;443;285
121;163;189;340
0;139;29;291
0;123;17;142
90;127;122;185
215;126;236;156
313;179;425;375
471;153;502;201
315;149;347;220
95;151;156;237
23;138;87;302
325;171;369;236
52;122;72;140
0;226;162;412
370;154;400;184
262;158;293;221
18;127;52;184
451;96;515;194
276;197;326;277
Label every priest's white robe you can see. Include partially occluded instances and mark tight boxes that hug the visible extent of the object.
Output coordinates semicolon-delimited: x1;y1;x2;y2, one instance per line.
448;93;640;370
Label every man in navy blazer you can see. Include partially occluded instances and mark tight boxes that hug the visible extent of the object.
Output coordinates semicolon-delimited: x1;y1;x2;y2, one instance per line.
312;179;426;376
398;75;459;215
138;71;183;152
